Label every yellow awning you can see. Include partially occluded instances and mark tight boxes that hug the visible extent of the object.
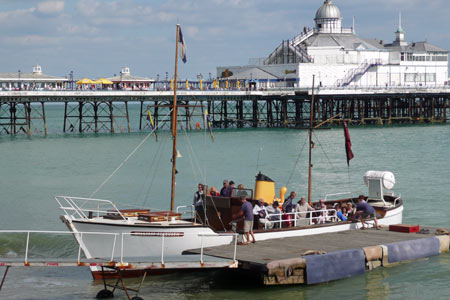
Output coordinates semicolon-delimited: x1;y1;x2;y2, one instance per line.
95;78;113;84
76;78;95;84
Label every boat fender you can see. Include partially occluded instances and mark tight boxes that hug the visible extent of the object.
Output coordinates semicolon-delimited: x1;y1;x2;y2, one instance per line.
363;246;383;261
435;235;450;253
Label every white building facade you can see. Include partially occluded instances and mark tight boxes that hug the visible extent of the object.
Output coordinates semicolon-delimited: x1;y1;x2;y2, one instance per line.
217;0;448;89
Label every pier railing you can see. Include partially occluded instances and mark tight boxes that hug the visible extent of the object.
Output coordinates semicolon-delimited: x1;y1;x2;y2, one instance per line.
0;230;238;266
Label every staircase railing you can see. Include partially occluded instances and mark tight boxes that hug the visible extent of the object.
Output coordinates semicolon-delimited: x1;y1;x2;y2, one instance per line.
336;58;382;87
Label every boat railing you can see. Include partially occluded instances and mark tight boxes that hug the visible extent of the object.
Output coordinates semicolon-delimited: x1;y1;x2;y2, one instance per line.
55;196;128;222
0;230;239;267
393;194;402;206
265;209;338;229
176;205;195;219
0;230;119;265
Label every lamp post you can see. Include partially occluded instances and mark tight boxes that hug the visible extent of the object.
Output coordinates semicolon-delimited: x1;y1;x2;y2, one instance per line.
18;70;21;90
70;71;74;90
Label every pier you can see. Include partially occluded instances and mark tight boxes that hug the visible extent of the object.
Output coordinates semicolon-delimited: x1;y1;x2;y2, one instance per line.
187;225;450;286
0;87;449;136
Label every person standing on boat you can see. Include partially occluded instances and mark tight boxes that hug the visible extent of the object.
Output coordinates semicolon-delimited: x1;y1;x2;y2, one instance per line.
356;196;381;230
233;196;255;244
295;197;314;226
283;191;296;227
220;180;229;196
193;184;205;223
224;181;235;197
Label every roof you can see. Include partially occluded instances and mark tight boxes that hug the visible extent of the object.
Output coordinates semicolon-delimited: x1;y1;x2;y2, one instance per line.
315;0;341;20
384;41;448;52
304;34;386;51
228;67;278;80
106;74;154;82
0;72;68;81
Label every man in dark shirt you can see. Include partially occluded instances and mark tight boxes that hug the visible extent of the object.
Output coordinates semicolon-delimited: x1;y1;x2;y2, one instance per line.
193;184;205;223
283;191;296;227
219;180;229;196
224;181;235;197
356;195;381;229
233;196;255;244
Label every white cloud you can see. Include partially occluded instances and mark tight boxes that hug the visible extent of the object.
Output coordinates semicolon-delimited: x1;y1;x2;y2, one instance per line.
36;1;65;16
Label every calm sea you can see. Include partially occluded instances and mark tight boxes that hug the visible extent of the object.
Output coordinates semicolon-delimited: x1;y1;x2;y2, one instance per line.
0;104;449;299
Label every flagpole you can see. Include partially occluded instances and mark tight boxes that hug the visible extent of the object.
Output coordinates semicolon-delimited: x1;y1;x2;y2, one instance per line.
170;24;180;212
308;75;315;206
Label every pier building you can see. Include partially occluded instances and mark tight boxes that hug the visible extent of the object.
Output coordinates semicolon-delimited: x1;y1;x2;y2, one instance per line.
0;65;68;91
217;0;449;89
106;67;155;91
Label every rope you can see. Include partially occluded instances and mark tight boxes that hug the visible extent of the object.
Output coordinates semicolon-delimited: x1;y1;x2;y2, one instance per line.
141;133;169;207
286;133;309;187
89;109;173;198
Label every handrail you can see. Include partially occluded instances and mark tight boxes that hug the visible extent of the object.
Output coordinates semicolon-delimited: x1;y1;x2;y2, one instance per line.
176;205;195;218
393;194;401;206
55;196;128;222
0;230;118;265
0;230;239;267
264;209;337;228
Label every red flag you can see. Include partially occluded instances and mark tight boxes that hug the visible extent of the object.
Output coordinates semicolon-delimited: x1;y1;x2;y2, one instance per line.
343;120;354;166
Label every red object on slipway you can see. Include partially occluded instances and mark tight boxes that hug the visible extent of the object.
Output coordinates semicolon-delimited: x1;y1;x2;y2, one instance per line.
389;224;420;233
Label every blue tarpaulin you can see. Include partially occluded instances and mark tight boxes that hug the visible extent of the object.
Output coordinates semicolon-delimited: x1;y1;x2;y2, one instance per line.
386;237;440;264
304;248;366;285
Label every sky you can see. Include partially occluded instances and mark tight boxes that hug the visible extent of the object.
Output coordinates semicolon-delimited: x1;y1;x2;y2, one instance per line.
0;0;448;80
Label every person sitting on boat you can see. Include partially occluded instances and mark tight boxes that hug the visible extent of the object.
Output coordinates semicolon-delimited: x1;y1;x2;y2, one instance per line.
315;199;327;224
347;202;356;220
267;201;282;228
193;184;205;223
356;195;381;230
295;197;314;226
258;202;272;229
236;184;248;197
220;180;229;196
208;186;219;196
283;191;296;227
253;199;264;229
233;196;255;244
335;203;347;222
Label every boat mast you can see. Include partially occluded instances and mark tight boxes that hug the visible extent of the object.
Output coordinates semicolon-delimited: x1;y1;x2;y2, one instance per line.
170;24;180;212
307;75;315;206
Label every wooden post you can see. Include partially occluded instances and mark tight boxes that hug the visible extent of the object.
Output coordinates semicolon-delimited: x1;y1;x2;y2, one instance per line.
170;24;180;212
125;101;131;133
41;102;47;136
110;102;115;133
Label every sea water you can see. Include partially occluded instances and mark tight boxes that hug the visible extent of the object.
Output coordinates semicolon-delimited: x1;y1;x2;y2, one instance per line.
0;104;449;299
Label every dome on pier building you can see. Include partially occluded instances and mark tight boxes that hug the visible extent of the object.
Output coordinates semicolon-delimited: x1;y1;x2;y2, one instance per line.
315;0;342;33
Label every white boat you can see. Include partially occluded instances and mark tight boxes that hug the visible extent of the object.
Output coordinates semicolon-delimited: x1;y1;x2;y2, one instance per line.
56;28;403;279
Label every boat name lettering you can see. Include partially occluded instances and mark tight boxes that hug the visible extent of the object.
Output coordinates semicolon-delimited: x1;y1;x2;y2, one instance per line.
130;231;184;237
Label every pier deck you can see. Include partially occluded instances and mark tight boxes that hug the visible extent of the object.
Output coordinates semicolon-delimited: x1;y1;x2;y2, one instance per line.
187;225;450;285
0;88;449;135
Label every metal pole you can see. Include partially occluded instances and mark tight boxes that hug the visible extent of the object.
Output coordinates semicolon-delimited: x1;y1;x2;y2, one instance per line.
0;266;10;291
308;75;315;206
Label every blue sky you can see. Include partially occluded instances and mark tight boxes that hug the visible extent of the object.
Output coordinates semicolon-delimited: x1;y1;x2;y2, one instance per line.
0;0;448;80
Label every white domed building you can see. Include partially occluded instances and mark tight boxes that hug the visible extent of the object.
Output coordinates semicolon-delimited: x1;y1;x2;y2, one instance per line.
217;0;448;88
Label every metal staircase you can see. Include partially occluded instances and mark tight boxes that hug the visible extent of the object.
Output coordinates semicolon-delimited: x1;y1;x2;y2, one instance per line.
336;58;382;87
